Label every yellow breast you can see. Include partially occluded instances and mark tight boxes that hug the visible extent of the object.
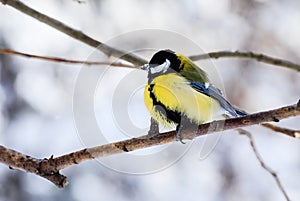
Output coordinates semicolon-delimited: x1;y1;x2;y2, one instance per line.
144;73;220;127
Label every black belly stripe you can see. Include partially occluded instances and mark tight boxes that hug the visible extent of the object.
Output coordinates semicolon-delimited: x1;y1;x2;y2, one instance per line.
148;84;181;124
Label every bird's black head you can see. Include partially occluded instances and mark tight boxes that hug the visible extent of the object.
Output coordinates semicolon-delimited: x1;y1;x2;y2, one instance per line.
142;49;209;84
148;49;181;72
142;49;182;82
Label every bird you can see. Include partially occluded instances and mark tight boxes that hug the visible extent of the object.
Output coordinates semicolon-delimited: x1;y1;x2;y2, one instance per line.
142;49;246;142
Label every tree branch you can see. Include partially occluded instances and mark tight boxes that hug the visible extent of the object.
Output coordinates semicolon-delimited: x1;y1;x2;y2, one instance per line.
189;51;300;72
238;129;291;201
261;123;300;138
2;0;300;72
0;100;299;188
0;48;135;68
2;47;300;73
0;0;147;66
0;146;67;187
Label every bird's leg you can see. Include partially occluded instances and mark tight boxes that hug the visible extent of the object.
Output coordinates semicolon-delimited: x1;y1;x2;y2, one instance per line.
175;116;193;144
175;123;185;144
175;116;199;144
146;118;159;138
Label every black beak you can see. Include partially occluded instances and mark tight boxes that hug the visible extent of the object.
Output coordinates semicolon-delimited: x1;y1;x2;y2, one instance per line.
140;64;150;71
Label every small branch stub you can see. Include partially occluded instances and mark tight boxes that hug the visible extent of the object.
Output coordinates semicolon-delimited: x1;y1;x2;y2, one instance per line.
0;146;67;188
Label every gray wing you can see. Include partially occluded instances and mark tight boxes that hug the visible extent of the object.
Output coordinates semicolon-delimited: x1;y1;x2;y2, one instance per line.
190;82;246;117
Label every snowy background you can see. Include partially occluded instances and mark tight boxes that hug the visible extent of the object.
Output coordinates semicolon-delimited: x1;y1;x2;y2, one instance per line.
0;0;300;201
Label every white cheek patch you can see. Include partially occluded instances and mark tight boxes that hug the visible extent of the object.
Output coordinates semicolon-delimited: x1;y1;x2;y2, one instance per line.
150;59;170;74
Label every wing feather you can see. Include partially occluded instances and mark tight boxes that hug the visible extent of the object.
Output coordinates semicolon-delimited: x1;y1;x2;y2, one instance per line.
190;82;246;117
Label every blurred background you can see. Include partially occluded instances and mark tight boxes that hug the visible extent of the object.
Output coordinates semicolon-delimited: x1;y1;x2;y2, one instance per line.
0;0;300;200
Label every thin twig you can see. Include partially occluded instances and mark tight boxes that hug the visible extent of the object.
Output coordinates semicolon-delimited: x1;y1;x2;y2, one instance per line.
0;48;135;68
73;0;85;4
238;129;291;201
189;51;300;72
0;100;299;188
2;1;300;72
2;47;300;74
262;123;300;138
0;0;147;66
2;0;300;72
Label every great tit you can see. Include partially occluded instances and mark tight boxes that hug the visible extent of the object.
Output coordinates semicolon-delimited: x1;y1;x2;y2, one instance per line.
142;49;246;142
